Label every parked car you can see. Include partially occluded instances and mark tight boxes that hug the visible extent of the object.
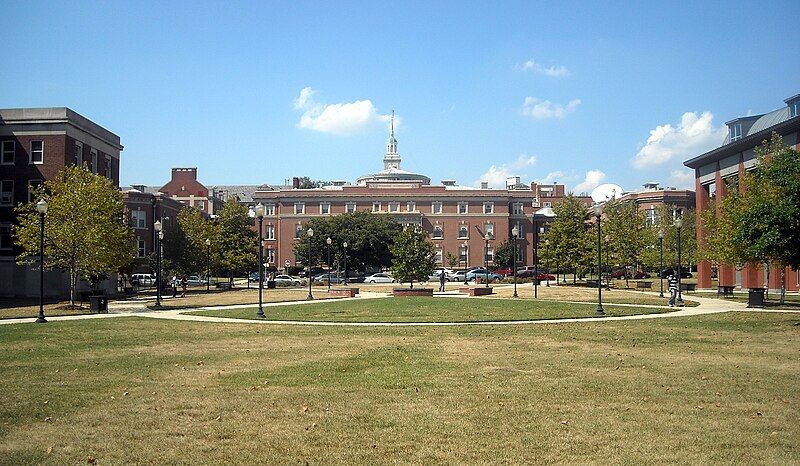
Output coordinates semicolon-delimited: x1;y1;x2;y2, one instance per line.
131;273;155;286
298;267;325;278
634;271;650;279
312;272;345;284
659;268;693;279
186;275;209;286
274;274;304;286
450;270;468;282
465;268;502;282
432;268;455;279
536;273;555;281
363;273;394;283
494;268;514;277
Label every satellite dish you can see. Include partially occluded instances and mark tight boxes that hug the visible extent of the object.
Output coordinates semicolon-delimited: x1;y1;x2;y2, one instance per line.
591;183;624;203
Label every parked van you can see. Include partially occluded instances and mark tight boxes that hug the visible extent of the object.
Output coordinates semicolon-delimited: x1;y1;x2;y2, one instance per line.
131;273;155;286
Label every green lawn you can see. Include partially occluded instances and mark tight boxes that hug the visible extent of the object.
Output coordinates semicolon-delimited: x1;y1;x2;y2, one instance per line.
0;312;797;464
187;297;673;322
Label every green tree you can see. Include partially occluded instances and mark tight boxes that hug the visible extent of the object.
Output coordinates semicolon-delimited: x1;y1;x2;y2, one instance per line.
14;165;135;305
541;195;593;278
390;227;436;289
493;240;513;269
161;208;212;277
713;133;800;303
603;199;649;286
293;211;402;271
213;200;257;285
444;251;459;269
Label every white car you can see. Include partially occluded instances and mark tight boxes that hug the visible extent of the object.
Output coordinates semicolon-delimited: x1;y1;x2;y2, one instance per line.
274;274;304;286
364;273;395;284
433;268;455;279
131;273;155;286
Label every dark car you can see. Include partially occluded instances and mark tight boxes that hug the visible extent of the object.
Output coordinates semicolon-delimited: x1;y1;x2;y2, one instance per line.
298;267;326;278
659;268;693;279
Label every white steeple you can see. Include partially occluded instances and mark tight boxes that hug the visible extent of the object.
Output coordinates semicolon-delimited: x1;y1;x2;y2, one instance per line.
384;110;401;170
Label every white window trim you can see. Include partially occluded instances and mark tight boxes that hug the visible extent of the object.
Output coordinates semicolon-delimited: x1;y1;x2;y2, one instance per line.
320;202;331;215
458;225;469;239
458;202;469;214
433;225;444;239
432;202;442;214
294;203;305;215
265;204;275;216
28;180;42;203
30;141;44;165
406;201;416;212
131;210;147;229
512;202;524;215
136;238;147;258
0;180;13;206
483;202;494;214
485;223;494;239
346;202;356;213
388;202;400;213
74;141;83;166
1;141;14;165
265;225;276;240
372;202;381;212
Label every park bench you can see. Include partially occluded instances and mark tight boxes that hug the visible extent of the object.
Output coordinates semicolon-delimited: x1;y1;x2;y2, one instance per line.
215;282;232;290
680;283;696;292
636;281;653;290
717;285;735;297
585;280;600;288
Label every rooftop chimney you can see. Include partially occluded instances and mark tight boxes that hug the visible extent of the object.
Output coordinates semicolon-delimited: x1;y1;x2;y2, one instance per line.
332;180;347;186
441;180;456;186
480;181;489;189
292;177;300;189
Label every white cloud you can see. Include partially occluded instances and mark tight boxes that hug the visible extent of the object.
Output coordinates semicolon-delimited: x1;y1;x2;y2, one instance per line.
518;59;570;78
534;171;566;184
668;169;695;189
293;87;393;135
522;97;581;119
475;154;538;188
632;111;727;169
573;170;606;194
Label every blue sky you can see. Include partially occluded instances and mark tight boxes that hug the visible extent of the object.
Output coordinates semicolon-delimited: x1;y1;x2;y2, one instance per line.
2;0;798;193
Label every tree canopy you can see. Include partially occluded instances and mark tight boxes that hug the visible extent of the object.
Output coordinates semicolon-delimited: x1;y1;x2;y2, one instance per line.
390;226;436;288
14;165;135;304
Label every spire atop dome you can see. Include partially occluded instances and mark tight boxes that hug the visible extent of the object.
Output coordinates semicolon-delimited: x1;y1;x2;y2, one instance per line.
384;109;399;168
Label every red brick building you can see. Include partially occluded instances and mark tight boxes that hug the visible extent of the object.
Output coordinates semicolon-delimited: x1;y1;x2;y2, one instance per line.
618;182;695;226
0;107;123;297
684;93;800;292
121;187;186;271
251;126;590;269
158;168;216;215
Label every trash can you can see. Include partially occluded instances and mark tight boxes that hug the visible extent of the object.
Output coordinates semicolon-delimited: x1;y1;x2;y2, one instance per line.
747;288;766;308
89;295;108;313
267;280;276;289
531;279;541;286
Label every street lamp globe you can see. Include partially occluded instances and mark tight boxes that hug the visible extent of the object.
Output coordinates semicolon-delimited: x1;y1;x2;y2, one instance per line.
205;238;211;246
343;241;348;248
307;228;314;237
254;203;265;218
326;237;332;245
658;228;664;239
36;199;48;214
512;226;519;238
592;203;604;217
674;217;683;229
484;232;491;241
154;220;162;232
158;231;164;240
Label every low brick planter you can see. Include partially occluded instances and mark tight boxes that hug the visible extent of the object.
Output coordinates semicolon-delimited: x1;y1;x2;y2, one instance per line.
329;288;359;298
459;287;494;296
393;288;433;297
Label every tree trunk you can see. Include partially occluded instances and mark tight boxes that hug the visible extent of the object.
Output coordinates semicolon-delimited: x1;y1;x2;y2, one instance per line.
764;263;770;301
69;269;77;307
624;264;630;289
780;266;786;305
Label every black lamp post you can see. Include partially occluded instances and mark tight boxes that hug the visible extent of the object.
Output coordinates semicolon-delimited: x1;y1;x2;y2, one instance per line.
462;241;469;285
604;235;610;291
255;203;265;318
675;217;684;306
36;199;48;323
307;227;314;299
326;237;332;292
533;224;539;298
205;238;211;293
512;226;519;298
484;232;491;288
544;239;550;287
154;220;163;308
593;203;605;316
658;228;664;298
342;241;348;285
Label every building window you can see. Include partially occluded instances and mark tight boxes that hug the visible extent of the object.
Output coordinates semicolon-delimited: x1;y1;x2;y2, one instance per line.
432;202;442;214
104;155;112;179
388;202;400;213
136;238;147;258
645;208;658;226
74;141;83;165
0;180;13;206
458;225;468;239
1;141;14;165
265;204;275;215
433;225;443;239
196;200;206;211
30;141;43;164
485;247;494;262
483;202;494;214
707;182;716;200
459;246;468;263
730;123;742;141
791;101;800;118
295;224;303;238
90;149;98;173
543;201;552;208
266;248;275;264
346;202;356;213
484;222;494;239
458;202;468;214
512;203;524;215
266;225;275;240
131;210;147;229
406;201;416;212
515;222;524;236
294;203;305;215
516;244;524;262
435;248;443;264
0;223;13;250
320;202;330;215
372;202;381;212
27;180;42;203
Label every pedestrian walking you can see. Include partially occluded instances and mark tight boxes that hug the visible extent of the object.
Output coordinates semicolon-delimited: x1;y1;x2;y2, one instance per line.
667;274;678;307
181;276;187;298
439;271;446;292
171;275;178;298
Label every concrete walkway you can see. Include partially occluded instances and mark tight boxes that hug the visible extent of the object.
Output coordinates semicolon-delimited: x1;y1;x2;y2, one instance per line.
0;288;764;327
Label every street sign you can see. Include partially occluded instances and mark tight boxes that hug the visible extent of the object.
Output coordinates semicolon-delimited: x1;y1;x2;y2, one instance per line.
284;259;291;267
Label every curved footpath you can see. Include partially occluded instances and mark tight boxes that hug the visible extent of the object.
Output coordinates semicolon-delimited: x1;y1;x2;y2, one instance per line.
3;287;794;327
